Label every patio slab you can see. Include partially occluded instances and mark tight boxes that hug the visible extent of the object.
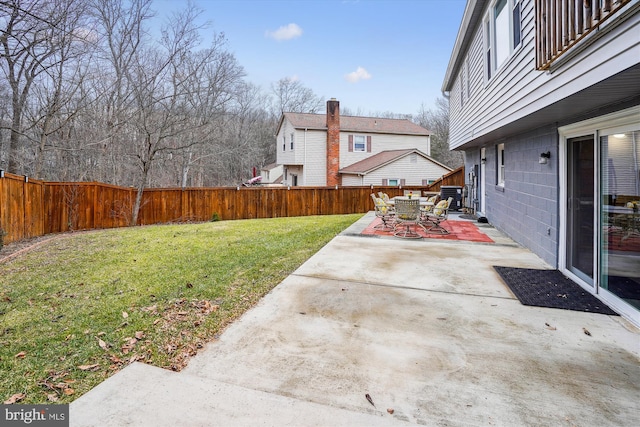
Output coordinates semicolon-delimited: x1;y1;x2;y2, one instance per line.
70;212;640;426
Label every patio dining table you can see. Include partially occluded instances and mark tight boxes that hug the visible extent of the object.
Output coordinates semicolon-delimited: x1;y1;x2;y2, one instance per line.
386;196;434;207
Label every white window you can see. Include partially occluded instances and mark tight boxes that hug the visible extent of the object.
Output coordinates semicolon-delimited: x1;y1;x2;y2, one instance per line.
282;136;286;152
497;143;505;186
388;179;399;186
484;0;521;80
354;135;366;152
290;133;294;150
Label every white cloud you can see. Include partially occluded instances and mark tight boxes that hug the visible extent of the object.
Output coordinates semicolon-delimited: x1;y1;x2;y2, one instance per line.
344;67;372;83
266;23;303;41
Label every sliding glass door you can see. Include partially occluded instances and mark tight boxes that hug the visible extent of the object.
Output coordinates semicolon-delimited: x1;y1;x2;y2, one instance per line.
567;135;595;285
600;130;640;310
561;107;640;326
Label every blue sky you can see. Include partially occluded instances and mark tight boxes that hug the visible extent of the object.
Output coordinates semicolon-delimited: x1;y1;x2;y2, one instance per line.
153;0;467;115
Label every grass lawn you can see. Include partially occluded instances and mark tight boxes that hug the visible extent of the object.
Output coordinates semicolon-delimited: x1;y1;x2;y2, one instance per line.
0;214;361;404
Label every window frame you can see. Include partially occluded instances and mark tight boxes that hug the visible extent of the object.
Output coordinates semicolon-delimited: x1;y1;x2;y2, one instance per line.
484;0;522;81
353;135;366;152
497;143;505;187
388;178;400;186
282;136;286;152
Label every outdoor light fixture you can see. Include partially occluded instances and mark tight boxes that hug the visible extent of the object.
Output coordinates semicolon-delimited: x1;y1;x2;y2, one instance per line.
0;169;4;178
539;151;551;164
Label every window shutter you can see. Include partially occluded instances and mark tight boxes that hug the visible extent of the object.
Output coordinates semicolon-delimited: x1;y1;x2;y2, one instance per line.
400;179;406;186
348;135;353;152
382;179;388;185
366;136;372;152
422;179;428;186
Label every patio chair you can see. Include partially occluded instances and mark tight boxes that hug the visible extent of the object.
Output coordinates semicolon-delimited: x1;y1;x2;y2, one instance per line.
393;198;422;239
422;197;453;234
419;194;440;216
371;193;395;230
378;192;391;203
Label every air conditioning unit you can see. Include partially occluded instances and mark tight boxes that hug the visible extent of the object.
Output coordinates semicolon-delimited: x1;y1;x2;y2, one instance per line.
440;186;463;211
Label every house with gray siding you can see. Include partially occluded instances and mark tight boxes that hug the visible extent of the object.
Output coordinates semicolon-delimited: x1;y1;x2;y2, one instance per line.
275;99;446;187
442;0;640;326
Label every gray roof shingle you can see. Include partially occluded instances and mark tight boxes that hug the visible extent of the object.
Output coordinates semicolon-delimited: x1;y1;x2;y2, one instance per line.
282;112;430;136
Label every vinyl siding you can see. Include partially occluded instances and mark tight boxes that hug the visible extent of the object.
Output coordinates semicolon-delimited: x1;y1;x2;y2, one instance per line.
449;0;640;149
357;155;450;186
302;130;327;186
340;133;430;168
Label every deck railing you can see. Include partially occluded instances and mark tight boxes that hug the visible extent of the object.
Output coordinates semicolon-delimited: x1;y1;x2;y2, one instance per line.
536;0;632;70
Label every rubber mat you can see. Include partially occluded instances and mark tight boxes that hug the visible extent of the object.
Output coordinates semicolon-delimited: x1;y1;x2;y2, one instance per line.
493;266;618;315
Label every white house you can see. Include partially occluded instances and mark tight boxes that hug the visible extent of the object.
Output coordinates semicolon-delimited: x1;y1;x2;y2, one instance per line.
339;148;452;186
260;163;283;184
442;0;640;325
275;98;449;186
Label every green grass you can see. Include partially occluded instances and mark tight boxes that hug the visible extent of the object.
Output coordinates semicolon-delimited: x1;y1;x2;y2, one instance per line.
0;214;361;404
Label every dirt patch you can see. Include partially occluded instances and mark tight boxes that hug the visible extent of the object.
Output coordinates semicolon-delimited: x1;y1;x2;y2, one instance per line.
0;235;59;263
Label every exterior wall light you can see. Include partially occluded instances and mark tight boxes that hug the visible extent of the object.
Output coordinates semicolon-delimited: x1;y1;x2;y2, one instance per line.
539;151;551;164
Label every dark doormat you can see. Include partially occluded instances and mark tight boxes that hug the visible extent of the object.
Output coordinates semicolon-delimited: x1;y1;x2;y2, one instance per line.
493;266;618;315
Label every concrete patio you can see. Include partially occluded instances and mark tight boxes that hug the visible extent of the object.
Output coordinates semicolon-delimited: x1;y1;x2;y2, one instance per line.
70;212;640;426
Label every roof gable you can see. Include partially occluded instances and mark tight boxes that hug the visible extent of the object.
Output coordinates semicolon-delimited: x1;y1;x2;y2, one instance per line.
339;149;452;175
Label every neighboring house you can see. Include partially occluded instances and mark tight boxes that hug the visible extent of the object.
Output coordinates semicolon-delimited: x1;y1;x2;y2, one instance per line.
442;0;640;326
275;99;448;186
339;149;452;186
260;163;283;184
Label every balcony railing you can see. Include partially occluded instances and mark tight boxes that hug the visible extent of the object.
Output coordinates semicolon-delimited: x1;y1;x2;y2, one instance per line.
536;0;632;70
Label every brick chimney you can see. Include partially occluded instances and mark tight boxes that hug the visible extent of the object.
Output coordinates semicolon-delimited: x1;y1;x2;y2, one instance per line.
326;98;340;186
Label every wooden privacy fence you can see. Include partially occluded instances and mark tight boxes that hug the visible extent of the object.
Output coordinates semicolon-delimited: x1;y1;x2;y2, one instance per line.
1;167;464;245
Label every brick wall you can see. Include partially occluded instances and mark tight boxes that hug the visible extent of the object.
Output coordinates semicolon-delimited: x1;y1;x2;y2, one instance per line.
326;98;340;186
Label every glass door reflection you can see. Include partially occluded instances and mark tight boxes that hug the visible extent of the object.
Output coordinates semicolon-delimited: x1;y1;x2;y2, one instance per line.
600;130;640;309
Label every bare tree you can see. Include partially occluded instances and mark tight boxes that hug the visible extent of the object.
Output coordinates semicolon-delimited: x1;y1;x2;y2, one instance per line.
414;97;462;168
271;77;324;114
0;0;82;174
125;3;245;224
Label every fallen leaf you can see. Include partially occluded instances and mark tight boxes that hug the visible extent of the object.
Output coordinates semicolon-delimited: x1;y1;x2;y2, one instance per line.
4;393;26;404
63;388;75;396
186;283;193;288
97;338;108;350
365;393;375;407
46;393;59;402
134;331;145;340
583;327;592;336
78;364;100;371
153;318;161;325
122;311;128;319
15;351;26;359
387;408;395;414
545;322;557;331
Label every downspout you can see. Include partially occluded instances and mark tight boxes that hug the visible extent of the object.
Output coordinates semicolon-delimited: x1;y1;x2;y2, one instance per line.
304;128;307;186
